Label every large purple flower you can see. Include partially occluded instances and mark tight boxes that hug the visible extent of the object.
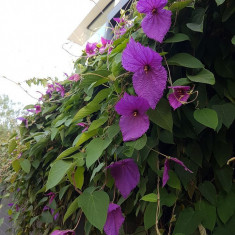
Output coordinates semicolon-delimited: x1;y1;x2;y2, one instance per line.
107;159;140;198
115;93;150;141
85;42;98;57
136;0;172;43
51;230;75;235
168;86;191;110
162;157;193;187
104;203;125;235
122;38;167;109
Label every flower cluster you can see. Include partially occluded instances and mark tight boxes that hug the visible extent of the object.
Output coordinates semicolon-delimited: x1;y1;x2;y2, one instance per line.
46;82;65;97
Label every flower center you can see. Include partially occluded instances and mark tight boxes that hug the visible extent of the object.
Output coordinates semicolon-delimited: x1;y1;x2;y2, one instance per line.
144;65;150;74
133;111;138;117
176;89;186;96
152;8;158;15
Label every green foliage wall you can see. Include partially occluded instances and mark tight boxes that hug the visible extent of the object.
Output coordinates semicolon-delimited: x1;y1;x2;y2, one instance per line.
2;0;235;235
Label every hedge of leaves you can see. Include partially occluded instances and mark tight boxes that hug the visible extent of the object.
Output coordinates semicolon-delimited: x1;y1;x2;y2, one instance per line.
3;0;235;235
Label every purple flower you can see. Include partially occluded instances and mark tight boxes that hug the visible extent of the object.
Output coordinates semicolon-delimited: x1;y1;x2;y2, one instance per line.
35;105;41;114
51;230;75;235
8;203;14;207
55;83;65;97
99;37;112;54
168;86;191;110
107;159;140;198
17;153;22;159
46;84;55;97
85;42;98;57
76;122;89;133
122;38;167;109
162;157;193;187
46;192;56;204
104;203;125;235
136;0;172;43
113;17;125;24
115;93;150;141
68;74;80;82
17;117;28;128
15;204;20;212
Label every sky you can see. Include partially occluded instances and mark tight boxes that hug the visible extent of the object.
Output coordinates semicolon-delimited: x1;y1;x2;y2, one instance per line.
0;0;99;107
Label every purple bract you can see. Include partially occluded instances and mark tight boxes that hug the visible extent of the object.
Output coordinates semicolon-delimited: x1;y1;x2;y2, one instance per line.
168;86;191;110
107;158;140;198
136;0;172;43
122;38;167;109
115;93;150;141
104;203;125;235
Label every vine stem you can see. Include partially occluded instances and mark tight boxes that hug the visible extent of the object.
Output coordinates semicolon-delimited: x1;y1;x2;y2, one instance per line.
146;146;171;159
73;210;83;231
1;75;38;100
167;202;176;235
163;55;173;87
155;157;161;235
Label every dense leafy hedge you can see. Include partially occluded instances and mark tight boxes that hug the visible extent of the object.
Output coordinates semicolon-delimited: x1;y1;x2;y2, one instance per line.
3;0;235;234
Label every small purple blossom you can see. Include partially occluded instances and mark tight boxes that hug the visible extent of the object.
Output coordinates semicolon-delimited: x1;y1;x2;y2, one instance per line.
104;203;125;235
8;203;14;207
51;230;75;235
76;122;89;133
85;42;98;57
46;84;55;97
17;117;28;128
122;38;167;109
115;93;150;141
55;83;65;97
35;105;41;114
162;157;193;187
137;0;172;43
99;37;112;54
107;159;140;198
68;74;80;82
46;192;56;204
168;86;191;110
17;152;22;159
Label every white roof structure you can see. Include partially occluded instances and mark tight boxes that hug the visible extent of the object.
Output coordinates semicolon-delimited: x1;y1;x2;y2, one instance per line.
68;0;131;46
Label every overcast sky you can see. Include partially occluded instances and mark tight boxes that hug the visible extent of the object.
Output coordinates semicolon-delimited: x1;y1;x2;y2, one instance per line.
0;0;98;107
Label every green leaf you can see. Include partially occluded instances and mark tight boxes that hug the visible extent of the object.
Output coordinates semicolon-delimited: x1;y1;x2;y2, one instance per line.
125;134;147;150
59;185;70;200
160;188;177;207
167;170;181;190
217;191;235;223
172;78;192;86
213;141;232;167
148;98;173;132
72;88;111;122
173;208;201;235
78;191;109;231
88;116;108;131
213;103;235;129
90;163;105;182
164;33;190;43
141;193;157;202
40;211;53;224
187;69;215;85
186;8;205;33
167;53;204;68
46;160;73;190
75;129;98;147
215;0;225;6
185;142;203;167
74;167;85;189
63;197;80;223
86;138;112;168
195;200;216;231
20;159;31;173
198;181;217;205
107;124;120;139
144;203;157;230
169;0;193;11
56;146;79;161
232;36;235;45
8;139;17;154
215;167;233;193
194;108;218;130
12;159;21;172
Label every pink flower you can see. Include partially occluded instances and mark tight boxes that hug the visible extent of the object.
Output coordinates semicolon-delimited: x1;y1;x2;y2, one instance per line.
99;37;112;54
68;74;80;82
137;0;172;43
55;83;65;97
162;157;193;187
35;105;41;114
168;86;191;110
104;203;125;235
85;42;98;57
